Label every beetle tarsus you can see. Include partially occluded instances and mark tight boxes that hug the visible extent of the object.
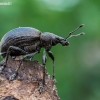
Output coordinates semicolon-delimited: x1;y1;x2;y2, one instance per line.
9;72;18;81
38;82;43;94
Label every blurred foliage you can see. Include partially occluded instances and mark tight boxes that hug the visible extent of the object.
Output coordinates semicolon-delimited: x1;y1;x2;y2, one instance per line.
0;0;100;100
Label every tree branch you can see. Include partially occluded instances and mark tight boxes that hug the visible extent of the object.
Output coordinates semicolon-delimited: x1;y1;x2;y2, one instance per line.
0;56;60;100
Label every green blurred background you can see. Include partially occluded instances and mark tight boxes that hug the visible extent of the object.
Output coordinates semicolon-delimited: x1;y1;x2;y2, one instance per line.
0;0;100;100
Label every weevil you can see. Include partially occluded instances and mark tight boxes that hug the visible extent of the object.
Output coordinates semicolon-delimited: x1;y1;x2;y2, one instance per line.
0;24;85;84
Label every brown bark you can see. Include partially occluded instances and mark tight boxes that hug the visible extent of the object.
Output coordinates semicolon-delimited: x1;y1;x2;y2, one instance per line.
0;56;60;100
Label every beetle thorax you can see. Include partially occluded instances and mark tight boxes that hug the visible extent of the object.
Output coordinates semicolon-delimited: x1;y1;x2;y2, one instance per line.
40;32;61;50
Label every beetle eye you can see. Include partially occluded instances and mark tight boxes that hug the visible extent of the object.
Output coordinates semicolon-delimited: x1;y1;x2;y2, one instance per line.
56;38;60;41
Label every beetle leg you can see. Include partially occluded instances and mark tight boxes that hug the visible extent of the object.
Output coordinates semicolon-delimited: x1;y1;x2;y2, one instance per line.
47;51;55;79
38;49;47;93
4;46;27;80
5;46;27;66
42;49;47;85
23;51;39;59
0;46;27;77
9;51;39;81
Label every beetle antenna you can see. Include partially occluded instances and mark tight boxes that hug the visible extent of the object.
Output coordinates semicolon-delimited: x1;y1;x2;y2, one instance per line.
65;24;85;40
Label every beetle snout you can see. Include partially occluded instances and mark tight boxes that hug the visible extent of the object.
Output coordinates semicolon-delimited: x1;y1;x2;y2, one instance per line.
63;41;69;46
65;42;69;46
60;40;69;46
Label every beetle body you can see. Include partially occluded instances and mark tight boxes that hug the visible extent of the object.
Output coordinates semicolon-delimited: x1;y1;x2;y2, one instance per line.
0;25;84;85
0;27;41;57
0;27;69;58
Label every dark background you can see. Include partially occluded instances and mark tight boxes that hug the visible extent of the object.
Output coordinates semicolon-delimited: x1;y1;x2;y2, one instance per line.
0;0;100;100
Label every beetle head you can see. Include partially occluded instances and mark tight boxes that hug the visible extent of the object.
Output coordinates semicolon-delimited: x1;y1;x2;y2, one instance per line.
40;32;69;49
40;24;85;50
